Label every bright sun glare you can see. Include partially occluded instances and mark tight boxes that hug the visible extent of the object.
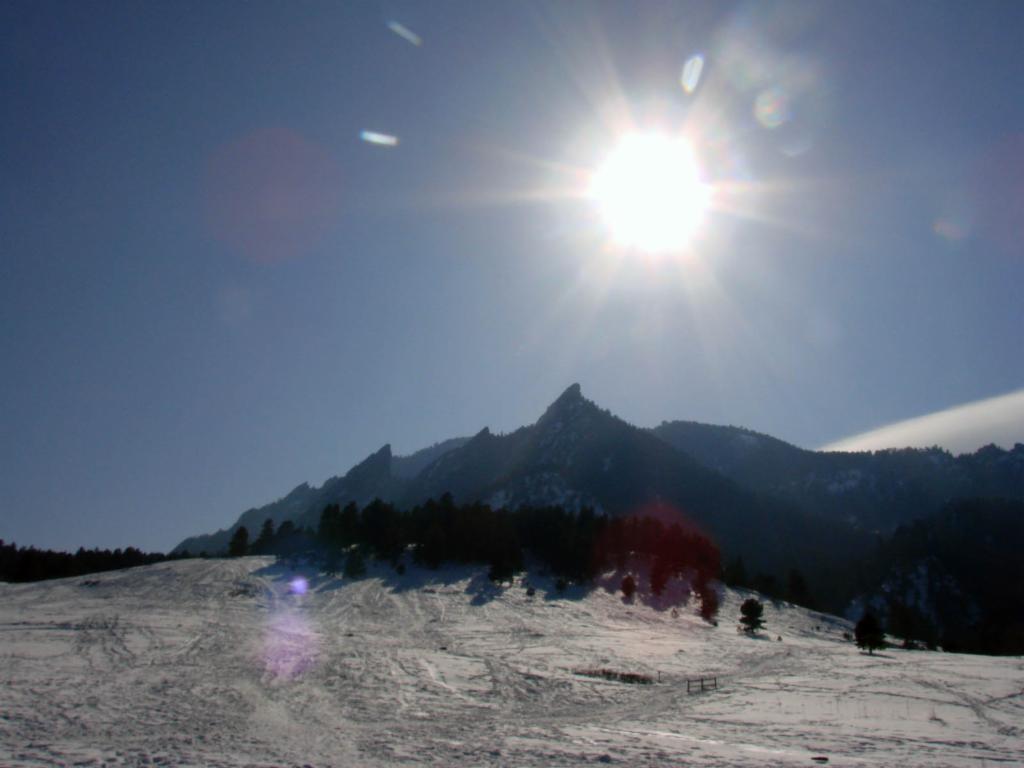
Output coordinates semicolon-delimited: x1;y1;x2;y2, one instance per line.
590;133;710;254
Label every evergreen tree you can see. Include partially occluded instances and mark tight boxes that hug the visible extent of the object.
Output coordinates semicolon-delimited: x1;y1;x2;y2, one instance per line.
362;499;403;561
649;557;670;596
487;536;521;584
415;520;447;570
252;519;275;554
699;584;719;623
723;557;748;588
228;526;249;557
323;546;341;576
887;600;938;650
269;520;307;563
621;574;636;600
487;555;514;584
344;548;366;578
786;568;814;609
740;597;765;635
754;573;778;599
339;502;359;542
855;611;886;654
318;505;341;544
0;540;182;583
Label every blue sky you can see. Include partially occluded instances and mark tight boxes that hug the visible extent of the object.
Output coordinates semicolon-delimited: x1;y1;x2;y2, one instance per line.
2;1;1022;551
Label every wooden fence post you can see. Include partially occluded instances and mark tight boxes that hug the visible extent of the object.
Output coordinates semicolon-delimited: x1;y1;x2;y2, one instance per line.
685;676;719;693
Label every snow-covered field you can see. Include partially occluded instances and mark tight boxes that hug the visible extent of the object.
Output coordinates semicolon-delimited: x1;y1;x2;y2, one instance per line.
2;558;1021;767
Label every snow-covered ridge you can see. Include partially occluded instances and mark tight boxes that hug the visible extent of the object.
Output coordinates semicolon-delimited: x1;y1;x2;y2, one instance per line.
2;558;1022;767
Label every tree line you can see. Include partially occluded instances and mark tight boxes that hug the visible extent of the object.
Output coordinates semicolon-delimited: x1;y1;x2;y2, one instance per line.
0;540;187;583
228;494;721;613
867;497;1024;655
722;557;817;610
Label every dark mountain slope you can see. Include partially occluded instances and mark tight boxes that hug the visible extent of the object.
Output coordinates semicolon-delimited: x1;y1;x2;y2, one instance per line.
174;441;464;555
391;437;471;479
859;497;1024;654
174;481;321;556
175;385;871;590
652;421;1023;531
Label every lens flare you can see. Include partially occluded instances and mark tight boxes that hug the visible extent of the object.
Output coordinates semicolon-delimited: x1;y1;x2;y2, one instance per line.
261;611;319;680
933;217;970;242
386;20;422;47
754;87;790;129
288;576;308;595
204;128;342;263
681;55;704;95
360;130;399;147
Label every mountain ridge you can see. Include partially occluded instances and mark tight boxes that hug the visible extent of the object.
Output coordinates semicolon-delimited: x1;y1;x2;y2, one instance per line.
174;386;1022;586
653;419;1023;531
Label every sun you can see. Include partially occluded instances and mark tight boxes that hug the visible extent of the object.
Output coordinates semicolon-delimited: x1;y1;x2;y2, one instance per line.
589;132;711;253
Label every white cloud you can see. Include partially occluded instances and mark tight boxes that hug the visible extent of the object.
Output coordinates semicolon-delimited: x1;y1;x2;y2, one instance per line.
822;388;1024;454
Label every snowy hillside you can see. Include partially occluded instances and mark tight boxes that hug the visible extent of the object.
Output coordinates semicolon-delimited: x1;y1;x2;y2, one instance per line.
2;559;1022;767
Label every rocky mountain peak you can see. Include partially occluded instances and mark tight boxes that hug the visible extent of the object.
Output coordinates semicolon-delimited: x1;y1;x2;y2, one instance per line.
536;383;596;428
345;444;392;480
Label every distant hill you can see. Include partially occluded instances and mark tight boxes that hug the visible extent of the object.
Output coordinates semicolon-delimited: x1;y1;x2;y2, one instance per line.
652;420;1023;532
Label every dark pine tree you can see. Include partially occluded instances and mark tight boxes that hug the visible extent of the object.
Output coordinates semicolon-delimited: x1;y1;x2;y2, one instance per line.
887;600;938;650
786;568;814;609
252;519;275;554
344;548;367;579
740;597;765;636
621;574;637;600
339;502;359;543
318;505;341;544
323;546;341;576
486;516;522;584
723;557;749;588
855;611;886;654
649;557;670;597
228;526;249;557
415;520;447;570
754;573;778;599
699;585;719;623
